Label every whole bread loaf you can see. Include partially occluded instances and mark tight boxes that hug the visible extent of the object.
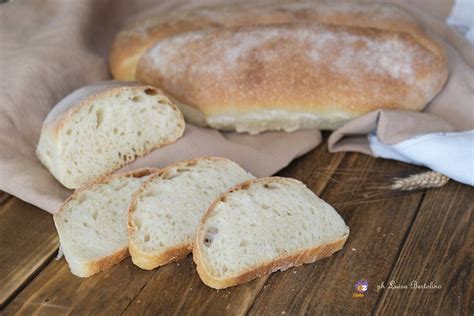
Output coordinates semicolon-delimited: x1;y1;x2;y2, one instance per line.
110;1;441;81
37;81;185;188
137;20;447;134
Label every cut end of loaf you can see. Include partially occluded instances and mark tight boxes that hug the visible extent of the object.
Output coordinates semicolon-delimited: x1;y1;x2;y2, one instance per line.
194;177;349;289
37;83;185;189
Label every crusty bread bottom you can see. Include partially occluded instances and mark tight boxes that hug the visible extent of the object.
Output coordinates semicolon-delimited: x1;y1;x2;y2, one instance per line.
128;242;192;270
194;235;348;289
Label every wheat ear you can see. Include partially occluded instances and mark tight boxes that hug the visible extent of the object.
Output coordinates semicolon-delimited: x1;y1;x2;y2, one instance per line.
391;171;449;191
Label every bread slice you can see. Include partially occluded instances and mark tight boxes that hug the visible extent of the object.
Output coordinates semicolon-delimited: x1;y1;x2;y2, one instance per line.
128;157;254;270
54;168;156;277
193;177;350;289
37;81;185;189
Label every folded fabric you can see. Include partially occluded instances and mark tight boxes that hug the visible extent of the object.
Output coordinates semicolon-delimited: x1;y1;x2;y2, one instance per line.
0;0;473;214
369;130;474;186
447;0;474;45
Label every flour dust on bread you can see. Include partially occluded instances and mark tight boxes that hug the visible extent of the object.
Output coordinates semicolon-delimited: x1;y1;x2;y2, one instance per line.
194;177;349;289
37;81;185;189
137;20;447;134
54;168;155;277
128;157;254;270
110;0;439;81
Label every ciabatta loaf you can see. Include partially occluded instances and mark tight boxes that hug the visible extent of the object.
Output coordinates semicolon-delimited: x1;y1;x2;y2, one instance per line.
193;177;349;289
37;81;185;189
137;20;446;134
54;168;155;277
111;1;441;81
128;157;254;270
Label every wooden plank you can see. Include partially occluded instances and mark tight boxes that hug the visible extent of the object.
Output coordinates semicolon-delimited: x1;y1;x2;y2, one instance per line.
0;191;10;205
4;141;345;314
374;180;473;315
248;154;426;315
122;144;345;316
3;256;155;315
0;198;58;308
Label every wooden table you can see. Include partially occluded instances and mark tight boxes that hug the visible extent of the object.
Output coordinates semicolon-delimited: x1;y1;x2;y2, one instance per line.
0;137;472;315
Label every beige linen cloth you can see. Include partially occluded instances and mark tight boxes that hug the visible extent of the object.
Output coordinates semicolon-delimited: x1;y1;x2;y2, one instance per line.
0;0;472;214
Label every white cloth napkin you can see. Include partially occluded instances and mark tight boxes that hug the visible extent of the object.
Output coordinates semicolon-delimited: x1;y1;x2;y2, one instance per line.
367;0;474;186
447;0;474;45
369;130;474;185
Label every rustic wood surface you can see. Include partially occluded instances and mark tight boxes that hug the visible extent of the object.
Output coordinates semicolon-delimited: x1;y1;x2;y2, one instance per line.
0;139;472;315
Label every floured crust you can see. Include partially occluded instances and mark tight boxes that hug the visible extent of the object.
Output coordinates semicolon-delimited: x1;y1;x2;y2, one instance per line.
110;1;443;81
36;81;185;188
193;177;349;289
54;168;157;277
127;156;245;270
137;20;447;134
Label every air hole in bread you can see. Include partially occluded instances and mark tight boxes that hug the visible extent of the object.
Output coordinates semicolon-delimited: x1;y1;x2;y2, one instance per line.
92;210;98;220
137;131;142;137
131;95;142;102
66;129;72;136
77;194;87;204
204;235;214;247
114;181;127;191
144;234;150;242
95;109;104;128
263;183;278;190
113;128;118;135
83;222;88;228
144;88;158;95
134;218;142;230
207;226;218;235
161;170;179;180
176;167;191;173
239;240;248;247
261;203;270;209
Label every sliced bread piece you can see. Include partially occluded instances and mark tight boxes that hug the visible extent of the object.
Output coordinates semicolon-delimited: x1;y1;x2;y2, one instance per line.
193;177;350;289
128;157;254;270
37;81;185;189
54;168;156;277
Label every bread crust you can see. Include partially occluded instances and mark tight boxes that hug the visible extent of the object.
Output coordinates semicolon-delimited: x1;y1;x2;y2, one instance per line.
117;2;447;134
193;177;349;289
110;1;442;81
36;81;185;188
137;21;447;134
127;156;250;270
54;168;157;277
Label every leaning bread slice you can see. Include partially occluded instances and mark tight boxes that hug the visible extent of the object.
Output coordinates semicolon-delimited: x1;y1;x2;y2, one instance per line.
193;177;350;289
54;168;156;277
128;157;254;270
37;81;185;189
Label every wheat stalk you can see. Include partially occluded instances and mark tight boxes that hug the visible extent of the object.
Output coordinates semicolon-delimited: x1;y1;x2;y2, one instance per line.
391;171;449;191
